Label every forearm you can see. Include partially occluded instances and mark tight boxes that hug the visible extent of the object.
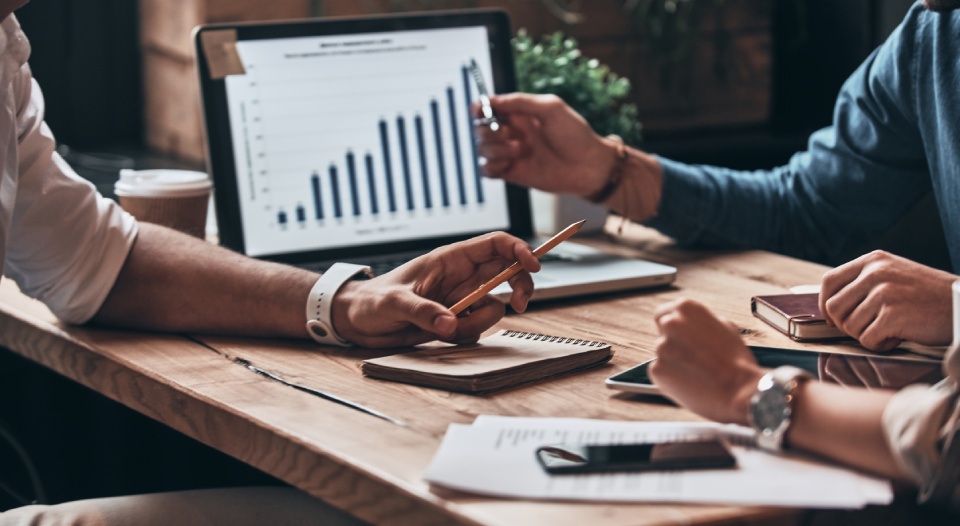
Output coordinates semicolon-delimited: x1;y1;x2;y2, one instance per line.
643;141;930;265
642;159;804;253
597;142;663;224
595;145;810;254
92;223;316;338
787;381;910;482
654;300;917;484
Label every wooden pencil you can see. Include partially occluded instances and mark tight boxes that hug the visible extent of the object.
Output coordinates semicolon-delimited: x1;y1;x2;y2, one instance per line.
449;219;585;315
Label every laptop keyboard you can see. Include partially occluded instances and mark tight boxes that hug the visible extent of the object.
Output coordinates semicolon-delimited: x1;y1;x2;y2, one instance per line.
301;250;567;277
368;258;411;276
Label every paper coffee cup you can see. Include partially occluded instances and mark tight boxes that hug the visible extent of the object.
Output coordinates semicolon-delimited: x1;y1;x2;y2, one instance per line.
115;169;212;238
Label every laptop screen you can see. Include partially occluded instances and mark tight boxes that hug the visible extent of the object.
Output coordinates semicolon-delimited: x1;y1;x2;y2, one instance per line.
197;11;532;264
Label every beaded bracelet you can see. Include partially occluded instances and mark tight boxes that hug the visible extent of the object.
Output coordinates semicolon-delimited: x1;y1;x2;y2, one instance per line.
586;135;628;204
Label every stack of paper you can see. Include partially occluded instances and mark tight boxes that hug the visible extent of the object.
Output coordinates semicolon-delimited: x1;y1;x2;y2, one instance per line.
424;416;892;508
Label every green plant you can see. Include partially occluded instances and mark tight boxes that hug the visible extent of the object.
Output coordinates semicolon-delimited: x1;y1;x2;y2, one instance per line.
513;30;643;146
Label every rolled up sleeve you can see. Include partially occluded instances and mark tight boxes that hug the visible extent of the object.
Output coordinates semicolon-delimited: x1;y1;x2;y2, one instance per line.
883;379;960;507
3;69;137;323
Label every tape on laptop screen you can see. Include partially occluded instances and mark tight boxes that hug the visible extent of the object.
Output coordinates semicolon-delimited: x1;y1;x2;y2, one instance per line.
200;29;246;79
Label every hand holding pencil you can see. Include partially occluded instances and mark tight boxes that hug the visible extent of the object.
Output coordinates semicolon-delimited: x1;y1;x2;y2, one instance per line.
449;220;585;315
327;224;580;347
330;231;541;347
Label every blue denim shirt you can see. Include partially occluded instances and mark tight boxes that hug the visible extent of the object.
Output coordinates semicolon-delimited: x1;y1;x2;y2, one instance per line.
648;4;960;271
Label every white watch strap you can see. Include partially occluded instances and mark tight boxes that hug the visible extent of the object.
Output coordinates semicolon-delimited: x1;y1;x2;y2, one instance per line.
305;263;372;346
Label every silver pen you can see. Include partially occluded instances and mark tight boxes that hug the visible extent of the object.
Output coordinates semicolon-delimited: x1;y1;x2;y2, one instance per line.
469;59;500;132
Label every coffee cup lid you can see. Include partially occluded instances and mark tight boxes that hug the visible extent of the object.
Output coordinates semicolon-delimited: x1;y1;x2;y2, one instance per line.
115;169;212;198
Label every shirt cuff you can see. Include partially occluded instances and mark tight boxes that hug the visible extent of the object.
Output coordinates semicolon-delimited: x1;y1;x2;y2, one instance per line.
643;156;710;244
52;201;139;324
882;380;960;505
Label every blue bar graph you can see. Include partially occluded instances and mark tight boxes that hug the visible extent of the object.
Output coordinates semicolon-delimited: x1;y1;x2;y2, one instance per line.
414;114;432;209
364;153;379;215
346;151;361;217
430;99;450;208
397;116;415;211
446;86;467;205
293;64;495;225
329;164;343;219
378;119;397;213
311;171;323;220
462;65;484;203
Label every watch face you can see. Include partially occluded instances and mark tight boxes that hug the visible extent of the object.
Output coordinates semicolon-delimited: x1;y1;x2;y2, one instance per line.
750;384;790;431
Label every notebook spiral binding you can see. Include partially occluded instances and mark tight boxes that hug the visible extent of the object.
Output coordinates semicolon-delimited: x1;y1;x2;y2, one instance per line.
500;330;607;347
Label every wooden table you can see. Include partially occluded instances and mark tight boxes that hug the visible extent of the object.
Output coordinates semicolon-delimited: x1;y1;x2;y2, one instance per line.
0;222;914;525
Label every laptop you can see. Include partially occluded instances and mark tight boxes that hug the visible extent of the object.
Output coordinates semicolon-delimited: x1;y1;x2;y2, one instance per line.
195;10;676;304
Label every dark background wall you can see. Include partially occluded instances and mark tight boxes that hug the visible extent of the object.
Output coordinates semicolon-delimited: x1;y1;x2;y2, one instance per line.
771;0;915;138
16;0;143;149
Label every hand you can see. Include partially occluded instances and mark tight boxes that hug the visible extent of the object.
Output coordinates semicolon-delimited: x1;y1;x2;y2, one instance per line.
476;93;618;198
819;250;956;351
649;299;765;425
330;232;540;348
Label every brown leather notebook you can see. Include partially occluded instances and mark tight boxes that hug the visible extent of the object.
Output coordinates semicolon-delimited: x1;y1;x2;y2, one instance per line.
751;293;849;342
361;330;613;394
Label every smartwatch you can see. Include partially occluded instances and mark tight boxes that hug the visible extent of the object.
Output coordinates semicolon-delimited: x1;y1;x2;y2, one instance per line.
305;263;373;346
748;365;812;452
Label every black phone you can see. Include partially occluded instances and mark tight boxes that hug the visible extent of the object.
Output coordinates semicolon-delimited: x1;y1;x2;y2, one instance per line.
535;439;736;475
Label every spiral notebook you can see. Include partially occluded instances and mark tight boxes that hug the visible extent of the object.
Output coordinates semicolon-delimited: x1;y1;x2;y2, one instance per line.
361;330;613;393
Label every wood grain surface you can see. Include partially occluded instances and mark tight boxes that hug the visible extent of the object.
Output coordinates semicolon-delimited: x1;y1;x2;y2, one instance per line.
0;221;913;525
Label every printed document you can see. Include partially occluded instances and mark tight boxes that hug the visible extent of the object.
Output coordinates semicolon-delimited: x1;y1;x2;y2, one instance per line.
424;416;892;508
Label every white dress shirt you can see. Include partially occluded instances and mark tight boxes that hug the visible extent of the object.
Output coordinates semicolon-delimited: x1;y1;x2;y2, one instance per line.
884;323;960;507
0;15;137;323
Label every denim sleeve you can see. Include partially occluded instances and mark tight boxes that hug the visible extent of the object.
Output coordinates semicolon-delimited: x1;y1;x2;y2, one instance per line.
645;6;930;265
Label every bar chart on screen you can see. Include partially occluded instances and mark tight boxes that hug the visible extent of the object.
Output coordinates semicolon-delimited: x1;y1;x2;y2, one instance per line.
224;26;510;257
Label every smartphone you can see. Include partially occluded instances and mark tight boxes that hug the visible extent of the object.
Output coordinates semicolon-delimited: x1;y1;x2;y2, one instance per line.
536;439;736;474
605;345;944;395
